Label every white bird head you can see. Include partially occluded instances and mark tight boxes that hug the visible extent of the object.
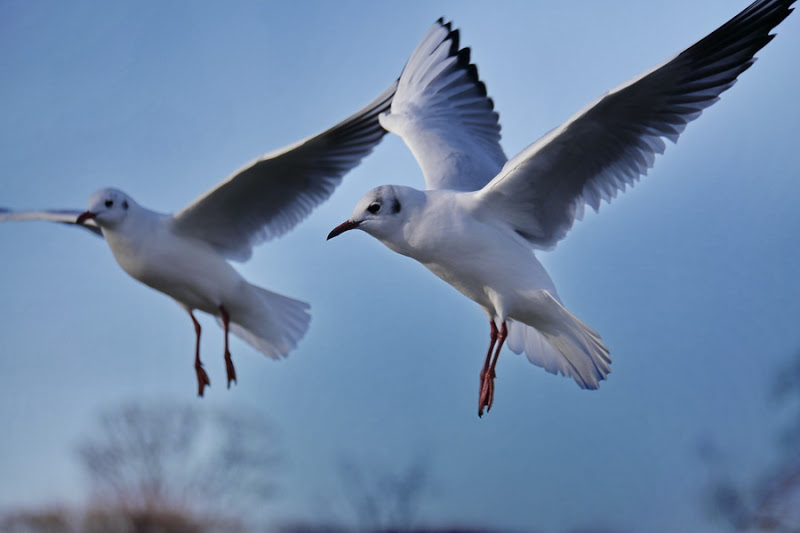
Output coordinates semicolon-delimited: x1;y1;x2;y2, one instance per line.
327;185;418;242
76;188;137;229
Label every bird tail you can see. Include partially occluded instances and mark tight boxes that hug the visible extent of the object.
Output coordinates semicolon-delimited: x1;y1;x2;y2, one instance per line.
506;290;611;389
219;283;311;359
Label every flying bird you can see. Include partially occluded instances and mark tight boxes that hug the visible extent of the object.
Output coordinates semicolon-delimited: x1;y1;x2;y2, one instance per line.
1;80;397;396
328;0;796;416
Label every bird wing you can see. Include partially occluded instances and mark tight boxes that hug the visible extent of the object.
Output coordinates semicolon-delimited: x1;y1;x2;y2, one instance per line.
379;19;506;192
475;0;795;248
0;208;103;237
171;81;397;262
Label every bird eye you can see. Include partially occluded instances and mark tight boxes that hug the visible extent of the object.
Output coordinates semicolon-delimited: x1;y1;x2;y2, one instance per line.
105;200;114;208
367;203;381;214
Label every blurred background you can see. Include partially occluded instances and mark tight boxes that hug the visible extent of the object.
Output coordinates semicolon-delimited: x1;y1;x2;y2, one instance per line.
1;1;799;531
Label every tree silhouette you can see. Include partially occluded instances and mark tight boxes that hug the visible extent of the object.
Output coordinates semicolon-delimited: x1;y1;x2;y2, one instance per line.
0;400;281;533
335;451;433;531
77;400;281;530
701;352;800;532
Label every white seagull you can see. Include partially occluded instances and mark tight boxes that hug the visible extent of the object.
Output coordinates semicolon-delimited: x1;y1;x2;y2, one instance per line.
328;0;796;416
1;80;397;396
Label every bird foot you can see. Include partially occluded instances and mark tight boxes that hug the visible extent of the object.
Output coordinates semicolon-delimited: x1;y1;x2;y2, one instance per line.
195;363;211;397
478;369;496;417
225;351;237;389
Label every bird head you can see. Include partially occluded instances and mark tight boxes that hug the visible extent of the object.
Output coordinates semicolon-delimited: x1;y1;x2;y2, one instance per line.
77;188;136;229
327;185;414;242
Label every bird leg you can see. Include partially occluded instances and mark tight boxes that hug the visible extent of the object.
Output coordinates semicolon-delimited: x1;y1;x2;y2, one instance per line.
479;321;498;407
479;321;507;417
219;305;237;388
189;311;211;397
479;321;498;416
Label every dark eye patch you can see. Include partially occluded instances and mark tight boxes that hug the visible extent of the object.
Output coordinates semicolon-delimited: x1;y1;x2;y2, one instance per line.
105;200;114;208
122;200;129;210
367;203;381;214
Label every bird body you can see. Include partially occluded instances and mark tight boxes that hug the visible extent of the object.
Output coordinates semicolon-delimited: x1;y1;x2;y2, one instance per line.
335;184;608;392
363;187;559;316
97;193;248;316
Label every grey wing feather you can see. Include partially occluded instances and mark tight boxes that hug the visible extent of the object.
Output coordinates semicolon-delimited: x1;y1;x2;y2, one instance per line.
0;208;103;237
171;80;397;261
477;0;795;248
379;19;506;192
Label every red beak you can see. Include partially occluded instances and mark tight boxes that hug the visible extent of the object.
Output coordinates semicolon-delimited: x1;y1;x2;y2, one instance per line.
327;219;361;240
76;211;96;225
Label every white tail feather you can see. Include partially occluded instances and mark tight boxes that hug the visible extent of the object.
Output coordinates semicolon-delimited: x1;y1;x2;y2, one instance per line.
506;291;611;389
219;283;311;359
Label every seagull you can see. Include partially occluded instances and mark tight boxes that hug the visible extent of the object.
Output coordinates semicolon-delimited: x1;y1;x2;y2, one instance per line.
1;80;397;396
328;0;796;416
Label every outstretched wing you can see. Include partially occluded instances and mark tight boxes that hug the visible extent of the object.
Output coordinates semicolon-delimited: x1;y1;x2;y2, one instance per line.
379;19;506;192
172;81;397;261
0;208;103;237
475;0;795;248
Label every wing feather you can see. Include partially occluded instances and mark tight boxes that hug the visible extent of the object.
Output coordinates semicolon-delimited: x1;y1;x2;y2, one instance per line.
171;81;397;261
0;208;103;237
476;0;794;248
379;19;506;192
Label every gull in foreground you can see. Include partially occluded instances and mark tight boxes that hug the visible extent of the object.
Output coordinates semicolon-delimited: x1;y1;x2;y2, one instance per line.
1;81;397;396
328;0;796;416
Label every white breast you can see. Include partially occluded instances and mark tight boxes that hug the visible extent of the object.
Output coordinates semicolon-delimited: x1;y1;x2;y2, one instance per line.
102;214;246;314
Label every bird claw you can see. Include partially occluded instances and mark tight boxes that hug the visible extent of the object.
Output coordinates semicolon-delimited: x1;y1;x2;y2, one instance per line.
225;350;237;389
196;365;211;397
478;370;495;417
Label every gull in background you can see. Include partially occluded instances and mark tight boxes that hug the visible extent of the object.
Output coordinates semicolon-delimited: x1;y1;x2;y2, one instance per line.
1;79;397;396
328;0;796;415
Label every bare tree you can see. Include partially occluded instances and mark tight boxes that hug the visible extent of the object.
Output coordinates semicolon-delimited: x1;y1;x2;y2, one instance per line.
333;451;434;532
77;400;282;527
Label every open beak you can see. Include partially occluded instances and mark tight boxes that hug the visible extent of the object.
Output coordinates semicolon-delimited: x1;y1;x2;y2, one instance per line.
76;211;97;225
327;219;361;240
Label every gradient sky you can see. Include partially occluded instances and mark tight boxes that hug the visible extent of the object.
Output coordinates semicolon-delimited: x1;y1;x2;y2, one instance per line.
1;1;799;531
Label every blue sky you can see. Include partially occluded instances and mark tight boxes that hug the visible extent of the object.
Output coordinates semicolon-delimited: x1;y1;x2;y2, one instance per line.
1;1;799;531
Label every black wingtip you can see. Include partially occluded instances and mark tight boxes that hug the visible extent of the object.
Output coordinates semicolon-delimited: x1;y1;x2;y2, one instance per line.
440;24;495;108
447;28;461;56
457;46;471;66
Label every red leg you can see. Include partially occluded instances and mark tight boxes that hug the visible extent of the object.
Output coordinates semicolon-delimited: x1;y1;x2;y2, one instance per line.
219;305;237;388
479;321;507;417
479;321;498;414
190;311;210;397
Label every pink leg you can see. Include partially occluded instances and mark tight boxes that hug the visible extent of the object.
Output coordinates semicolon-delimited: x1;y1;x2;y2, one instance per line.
479;321;507;417
219;305;237;388
189;311;211;397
